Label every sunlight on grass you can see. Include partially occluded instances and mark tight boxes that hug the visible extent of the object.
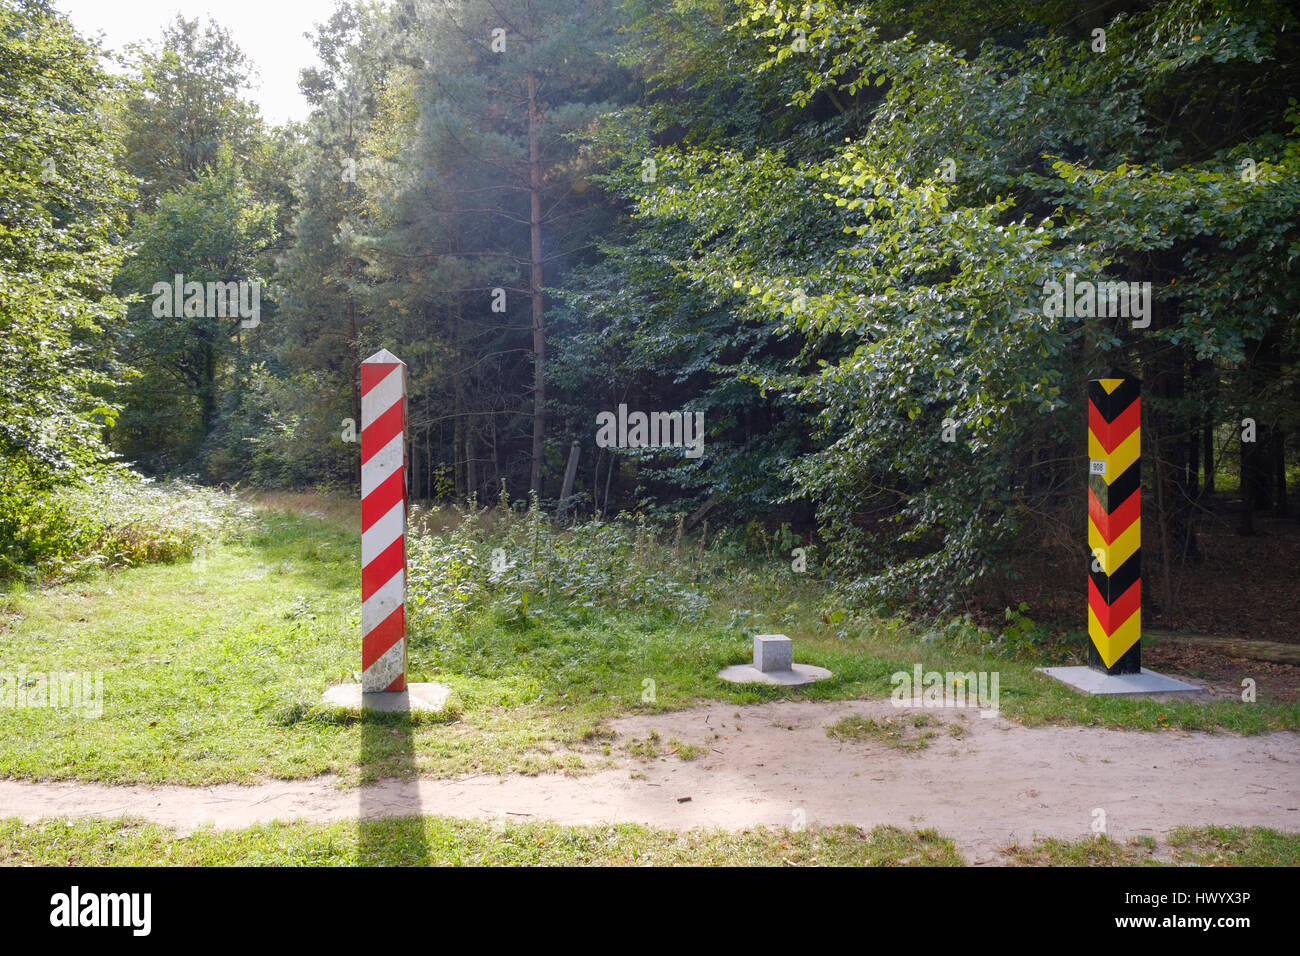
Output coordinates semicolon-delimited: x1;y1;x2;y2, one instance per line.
0;492;1295;787
4;816;1293;867
0;816;963;867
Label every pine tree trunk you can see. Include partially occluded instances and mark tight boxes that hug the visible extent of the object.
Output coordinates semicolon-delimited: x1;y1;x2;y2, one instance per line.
1274;428;1287;518
1203;419;1215;494
201;336;216;439
348;284;360;487
1196;357;1215;495
491;414;500;493
1239;431;1257;535
411;429;421;501
453;295;466;500
467;423;478;503
527;68;546;495
1150;293;1199;563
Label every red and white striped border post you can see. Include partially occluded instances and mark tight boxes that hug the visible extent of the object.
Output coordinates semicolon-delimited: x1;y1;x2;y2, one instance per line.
360;348;408;693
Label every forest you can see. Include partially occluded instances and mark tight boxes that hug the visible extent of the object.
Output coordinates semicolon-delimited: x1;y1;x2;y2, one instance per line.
2;0;1297;640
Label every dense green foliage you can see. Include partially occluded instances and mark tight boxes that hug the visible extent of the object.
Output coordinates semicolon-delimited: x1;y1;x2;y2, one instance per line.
584;0;1300;608
0;0;134;572
1;0;1296;623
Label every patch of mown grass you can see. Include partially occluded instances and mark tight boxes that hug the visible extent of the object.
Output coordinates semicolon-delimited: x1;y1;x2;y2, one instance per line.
624;730;706;761
1000;673;1299;735
0;816;963;866
1;491;1295;788
826;713;940;751
1167;825;1300;866
1000;828;1300;866
1000;834;1164;866
6;816;1289;867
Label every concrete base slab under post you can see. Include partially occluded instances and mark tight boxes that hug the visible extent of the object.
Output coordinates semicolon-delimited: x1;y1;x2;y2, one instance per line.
717;633;832;686
1037;666;1203;697
322;682;451;713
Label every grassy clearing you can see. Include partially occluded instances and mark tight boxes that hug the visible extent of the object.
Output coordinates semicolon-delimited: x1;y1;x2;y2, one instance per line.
0;816;962;866
0;491;1295;787
243;490;358;538
0;509;361;783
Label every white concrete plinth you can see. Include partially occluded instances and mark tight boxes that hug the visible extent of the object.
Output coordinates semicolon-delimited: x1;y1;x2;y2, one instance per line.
754;634;793;672
1037;666;1203;696
717;662;832;686
322;682;451;712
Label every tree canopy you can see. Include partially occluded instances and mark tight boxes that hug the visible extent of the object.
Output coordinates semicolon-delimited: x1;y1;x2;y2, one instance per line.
2;0;1296;621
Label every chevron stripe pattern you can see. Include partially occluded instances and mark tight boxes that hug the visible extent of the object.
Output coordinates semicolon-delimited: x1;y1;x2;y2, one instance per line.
1087;375;1141;674
361;349;408;693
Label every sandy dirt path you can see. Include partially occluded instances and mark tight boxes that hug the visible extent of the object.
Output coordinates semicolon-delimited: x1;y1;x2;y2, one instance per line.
2;699;1297;861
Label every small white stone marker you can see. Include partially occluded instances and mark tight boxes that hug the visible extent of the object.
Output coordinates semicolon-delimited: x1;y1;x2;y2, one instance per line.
718;633;831;686
755;634;793;673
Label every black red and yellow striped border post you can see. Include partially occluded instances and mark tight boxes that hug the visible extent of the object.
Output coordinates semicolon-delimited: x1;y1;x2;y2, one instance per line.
1087;375;1141;675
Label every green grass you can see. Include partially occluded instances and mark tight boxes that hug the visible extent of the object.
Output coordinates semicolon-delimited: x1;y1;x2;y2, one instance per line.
1165;824;1300;866
3;816;1292;866
826;713;945;751
1000;834;1166;866
0;816;962;866
1001;827;1300;866
0;493;1296;787
624;729;706;761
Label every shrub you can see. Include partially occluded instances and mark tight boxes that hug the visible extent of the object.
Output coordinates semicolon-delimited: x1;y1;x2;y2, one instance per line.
405;495;711;631
1;467;259;582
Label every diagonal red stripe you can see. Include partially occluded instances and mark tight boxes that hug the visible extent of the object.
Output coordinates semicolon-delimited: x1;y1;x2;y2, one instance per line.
362;468;406;532
362;537;405;601
362;604;404;670
361;362;400;396
1088;576;1141;632
1089;486;1141;543
361;398;405;464
1089;397;1140;455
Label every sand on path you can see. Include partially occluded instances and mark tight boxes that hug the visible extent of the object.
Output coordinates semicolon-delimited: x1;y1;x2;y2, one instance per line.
2;698;1296;860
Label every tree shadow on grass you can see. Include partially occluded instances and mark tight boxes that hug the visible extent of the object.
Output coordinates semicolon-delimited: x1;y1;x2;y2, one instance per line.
359;708;430;866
